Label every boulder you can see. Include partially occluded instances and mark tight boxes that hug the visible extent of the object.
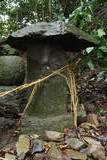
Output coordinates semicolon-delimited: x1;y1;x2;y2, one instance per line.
0;56;25;85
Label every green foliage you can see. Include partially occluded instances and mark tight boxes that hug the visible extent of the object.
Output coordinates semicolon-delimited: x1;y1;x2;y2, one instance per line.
68;0;107;71
0;0;64;37
94;106;104;113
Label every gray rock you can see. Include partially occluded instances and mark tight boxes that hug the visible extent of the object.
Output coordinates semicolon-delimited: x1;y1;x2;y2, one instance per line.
0;56;25;85
87;144;105;160
6;21;98;52
0;86;26;113
66;149;87;160
83;137;101;145
5;153;16;160
16;135;30;159
47;143;62;160
66;138;85;150
42;131;65;142
31;139;44;154
21;114;73;134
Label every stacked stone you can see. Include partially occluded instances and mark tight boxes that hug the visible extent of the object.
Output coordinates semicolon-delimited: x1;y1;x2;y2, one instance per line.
0;48;26;138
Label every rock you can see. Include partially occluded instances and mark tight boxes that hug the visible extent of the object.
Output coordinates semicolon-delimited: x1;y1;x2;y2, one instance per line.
0;56;25;85
6;22;98;52
47;143;62;160
31;139;44;154
99;134;107;142
66;138;85;150
83;137;101;145
87;144;106;160
5;153;16;160
21;114;73;134
66;149;87;160
42;131;65;142
92;149;105;160
16;135;30;159
33;153;45;160
87;114;99;127
0;86;26;113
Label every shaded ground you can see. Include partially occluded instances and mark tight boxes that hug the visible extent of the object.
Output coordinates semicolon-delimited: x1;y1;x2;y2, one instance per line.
77;67;107;113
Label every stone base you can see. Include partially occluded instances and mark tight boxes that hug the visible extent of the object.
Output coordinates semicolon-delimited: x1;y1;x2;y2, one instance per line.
21;114;73;134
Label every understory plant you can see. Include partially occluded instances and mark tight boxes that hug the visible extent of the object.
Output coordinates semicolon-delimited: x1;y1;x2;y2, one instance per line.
68;0;107;75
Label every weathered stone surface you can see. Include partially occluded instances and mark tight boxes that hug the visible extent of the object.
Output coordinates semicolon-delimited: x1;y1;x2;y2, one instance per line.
42;131;65;142
27;78;67;116
83;137;101;145
21;114;73;134
5;153;16;160
16;135;30;159
6;21;98;52
26;44;68;116
0;56;25;85
47;143;62;160
33;153;45;160
87;144;106;160
0;86;26;113
66;149;87;160
31;139;44;154
66;138;85;150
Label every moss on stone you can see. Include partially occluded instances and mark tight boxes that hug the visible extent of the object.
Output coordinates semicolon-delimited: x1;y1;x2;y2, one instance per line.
21;114;73;134
0;56;25;85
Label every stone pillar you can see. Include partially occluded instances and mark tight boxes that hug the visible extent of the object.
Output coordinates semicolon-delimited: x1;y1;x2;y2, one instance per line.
26;43;68;117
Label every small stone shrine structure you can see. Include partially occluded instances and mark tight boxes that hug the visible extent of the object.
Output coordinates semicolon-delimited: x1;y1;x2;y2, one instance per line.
1;21;98;133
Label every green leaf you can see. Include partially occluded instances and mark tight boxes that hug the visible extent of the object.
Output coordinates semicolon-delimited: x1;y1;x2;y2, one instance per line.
86;47;94;53
99;46;107;53
97;29;106;38
97;71;106;80
87;60;95;70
